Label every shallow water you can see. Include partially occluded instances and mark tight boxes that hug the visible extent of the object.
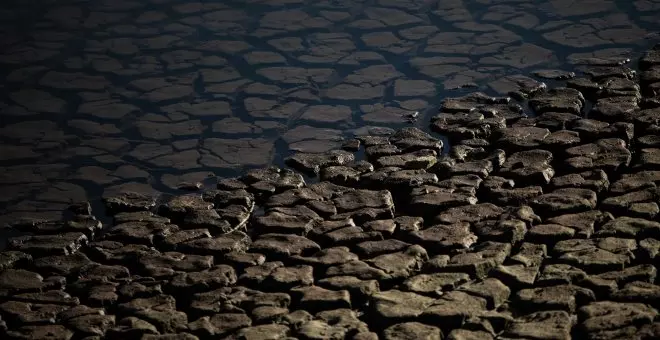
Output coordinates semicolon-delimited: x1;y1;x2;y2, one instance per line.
1;0;659;226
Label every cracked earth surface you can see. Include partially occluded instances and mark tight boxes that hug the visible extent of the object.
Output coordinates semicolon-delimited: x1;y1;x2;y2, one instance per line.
2;0;660;339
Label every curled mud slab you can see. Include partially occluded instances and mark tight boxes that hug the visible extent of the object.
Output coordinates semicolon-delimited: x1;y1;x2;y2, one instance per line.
2;44;660;339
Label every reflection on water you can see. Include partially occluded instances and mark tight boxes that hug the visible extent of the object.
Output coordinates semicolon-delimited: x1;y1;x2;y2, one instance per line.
0;0;659;225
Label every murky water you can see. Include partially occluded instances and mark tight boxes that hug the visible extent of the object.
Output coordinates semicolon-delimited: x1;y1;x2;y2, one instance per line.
1;0;659;226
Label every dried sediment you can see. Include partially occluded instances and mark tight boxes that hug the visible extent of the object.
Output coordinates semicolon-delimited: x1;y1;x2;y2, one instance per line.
2;45;660;340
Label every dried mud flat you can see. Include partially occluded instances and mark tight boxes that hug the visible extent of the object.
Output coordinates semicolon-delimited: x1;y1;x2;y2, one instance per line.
3;0;660;339
1;44;660;340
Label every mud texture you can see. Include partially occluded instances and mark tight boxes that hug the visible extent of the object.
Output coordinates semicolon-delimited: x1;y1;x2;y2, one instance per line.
2;0;660;226
1;44;660;340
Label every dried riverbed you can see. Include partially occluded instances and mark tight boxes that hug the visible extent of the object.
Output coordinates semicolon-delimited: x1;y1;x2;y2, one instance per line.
3;0;660;339
1;43;660;339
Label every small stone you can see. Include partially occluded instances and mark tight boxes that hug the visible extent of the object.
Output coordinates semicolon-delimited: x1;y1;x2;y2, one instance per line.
501;310;574;340
118;282;163;300
590;96;640;123
447;329;494;340
188;313;252;338
435;203;504;224
291;286;351;313
473;219;527;244
409;192;477;218
291;247;358;269
527;224;575;247
0;269;46;295
0;300;69;325
251;233;321;259
639;238;660;261
600;187;660;218
429;242;511;279
609;171;660;195
231;324;291;340
407;223;478;253
317;276;380;304
78;263;130;281
370;290;436;322
362;219;398;237
342;139;361;151
281;310;313;328
546;210;613;238
6;325;74;340
610;281;660;307
383;322;442;340
495;126;550;151
537;264;588;286
570;120;633;144
113;211;170;225
296;320;346;340
375;149;438;170
595;216;660;239
177;233;250;257
167;265;237;295
103;192;157;214
593;264;657;287
117;296;188;333
515;285;595;313
553;238;635;273
316;309;370;336
402;272;470;295
326;261;390;281
0;251;32;271
498;150;554;186
166;220;216;243
367;245;428;280
333;189;394;213
531;188;597;216
106;316;159;338
389;127;443;153
265;188;323;208
564;138;631;175
529;87;584;115
12;218;102;240
353;239;412;258
33;252;94;277
578;301;658;336
533;69;576;80
320;226;383;248
551;170;609;194
422;291;488;329
8;233;88;257
181;210;231;233
457;278;510;309
264;265;315;291
105;222;179;246
251;306;288;324
142;334;199;340
253;212;318;236
285;150;355;175
64;313;116;336
204;189;254;208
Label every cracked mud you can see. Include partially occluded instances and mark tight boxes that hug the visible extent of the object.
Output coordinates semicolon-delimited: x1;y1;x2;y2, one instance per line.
2;0;660;339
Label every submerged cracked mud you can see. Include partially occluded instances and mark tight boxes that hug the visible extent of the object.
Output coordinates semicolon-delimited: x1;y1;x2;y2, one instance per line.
2;0;660;339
